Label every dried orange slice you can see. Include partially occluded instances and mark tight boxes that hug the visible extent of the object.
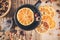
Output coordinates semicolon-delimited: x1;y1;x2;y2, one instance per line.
48;20;56;29
41;15;52;23
42;15;56;29
36;21;49;33
17;8;34;26
38;5;55;17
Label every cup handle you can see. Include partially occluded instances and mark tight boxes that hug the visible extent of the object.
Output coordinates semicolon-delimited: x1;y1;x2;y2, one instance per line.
34;0;41;8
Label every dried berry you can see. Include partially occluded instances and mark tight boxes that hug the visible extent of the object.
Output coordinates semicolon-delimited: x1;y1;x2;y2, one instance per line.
57;34;60;36
5;7;8;11
20;31;24;36
5;2;8;6
45;0;49;3
56;10;59;12
57;3;60;7
35;13;38;17
0;12;2;16
1;10;6;12
56;10;60;14
0;36;2;38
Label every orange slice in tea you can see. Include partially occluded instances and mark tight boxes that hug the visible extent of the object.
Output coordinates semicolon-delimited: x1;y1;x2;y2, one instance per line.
17;8;34;26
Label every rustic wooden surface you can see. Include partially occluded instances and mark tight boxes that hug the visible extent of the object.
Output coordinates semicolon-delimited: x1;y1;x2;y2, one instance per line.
1;0;60;40
8;0;60;40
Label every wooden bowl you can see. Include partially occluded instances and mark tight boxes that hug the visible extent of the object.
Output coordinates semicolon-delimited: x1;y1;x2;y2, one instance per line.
0;0;11;17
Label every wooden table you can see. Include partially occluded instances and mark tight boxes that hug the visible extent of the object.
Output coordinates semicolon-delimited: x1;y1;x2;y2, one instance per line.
1;0;60;40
